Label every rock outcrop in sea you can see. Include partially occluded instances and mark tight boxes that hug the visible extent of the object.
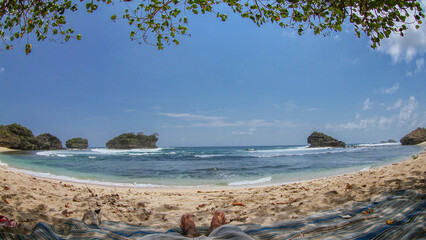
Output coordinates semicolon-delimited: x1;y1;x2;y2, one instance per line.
400;128;426;145
66;137;89;149
36;133;63;150
106;132;158;149
0;123;44;150
307;131;346;148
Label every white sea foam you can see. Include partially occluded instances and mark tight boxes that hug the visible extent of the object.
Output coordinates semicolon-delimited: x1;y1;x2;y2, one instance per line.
194;154;224;158
91;148;163;155
246;146;355;158
360;166;372;171
7;167;167;188
36;151;56;156
228;176;272;186
36;151;75;157
357;143;400;147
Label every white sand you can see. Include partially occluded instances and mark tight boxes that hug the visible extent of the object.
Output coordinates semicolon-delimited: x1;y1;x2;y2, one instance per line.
0;147;18;152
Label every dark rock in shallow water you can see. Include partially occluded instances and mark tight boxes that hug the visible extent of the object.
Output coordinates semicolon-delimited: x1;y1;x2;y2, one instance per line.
380;139;397;144
400;128;426;145
36;133;63;150
66;137;88;149
307;131;346;148
0;123;43;150
106;132;158;149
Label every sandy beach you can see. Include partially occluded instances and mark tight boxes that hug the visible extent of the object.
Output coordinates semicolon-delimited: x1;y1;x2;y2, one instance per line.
0;146;425;235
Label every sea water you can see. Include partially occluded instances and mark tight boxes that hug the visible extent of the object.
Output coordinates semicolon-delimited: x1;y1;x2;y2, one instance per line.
0;144;422;188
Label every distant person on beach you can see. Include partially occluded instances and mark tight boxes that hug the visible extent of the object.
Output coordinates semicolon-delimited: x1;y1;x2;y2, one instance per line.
138;210;253;239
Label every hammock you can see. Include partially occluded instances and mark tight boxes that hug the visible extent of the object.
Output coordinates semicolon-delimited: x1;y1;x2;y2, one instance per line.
1;189;424;239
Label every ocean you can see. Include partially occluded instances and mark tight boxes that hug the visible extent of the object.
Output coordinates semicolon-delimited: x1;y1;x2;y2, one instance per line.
0;143;422;188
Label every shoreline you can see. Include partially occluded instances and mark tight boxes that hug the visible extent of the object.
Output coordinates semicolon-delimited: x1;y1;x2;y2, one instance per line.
0;146;424;235
0;147;18;152
0;144;422;189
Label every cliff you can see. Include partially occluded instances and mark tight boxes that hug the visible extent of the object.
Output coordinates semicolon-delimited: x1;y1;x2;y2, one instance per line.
400;128;426;145
307;131;346;148
106;132;158;149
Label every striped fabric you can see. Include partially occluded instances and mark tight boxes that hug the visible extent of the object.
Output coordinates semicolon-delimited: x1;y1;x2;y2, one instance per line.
1;190;424;239
239;189;425;239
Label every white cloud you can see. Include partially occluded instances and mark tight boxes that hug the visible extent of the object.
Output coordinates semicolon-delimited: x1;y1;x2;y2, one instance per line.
398;96;418;124
378;6;426;63
159;112;224;122
326;96;421;131
232;128;256;135
326;118;376;130
363;98;372;110
355;113;361;119
385;96;419;124
326;115;396;131
378;116;395;129
193;119;270;128
159;112;298;128
284;101;296;110
274;101;298;111
415;57;424;72
304;107;320;112
407;57;425;76
379;82;399;94
282;31;297;38
0;67;4;73
387;99;403;110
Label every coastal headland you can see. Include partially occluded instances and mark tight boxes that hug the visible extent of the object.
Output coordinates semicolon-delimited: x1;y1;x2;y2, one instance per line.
0;145;424;235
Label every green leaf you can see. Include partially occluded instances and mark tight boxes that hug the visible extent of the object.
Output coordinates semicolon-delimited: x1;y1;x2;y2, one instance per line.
25;43;32;55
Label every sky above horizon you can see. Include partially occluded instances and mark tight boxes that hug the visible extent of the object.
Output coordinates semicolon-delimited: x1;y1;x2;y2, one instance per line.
1;2;425;147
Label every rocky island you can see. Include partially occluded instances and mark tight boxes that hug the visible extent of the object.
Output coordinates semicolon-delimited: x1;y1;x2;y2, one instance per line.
65;138;89;149
36;133;63;150
0;123;62;150
307;131;346;148
0;123;42;150
106;132;158;149
400;127;426;145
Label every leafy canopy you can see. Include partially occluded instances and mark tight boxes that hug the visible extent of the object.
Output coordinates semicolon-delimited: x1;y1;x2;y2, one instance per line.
1;0;424;53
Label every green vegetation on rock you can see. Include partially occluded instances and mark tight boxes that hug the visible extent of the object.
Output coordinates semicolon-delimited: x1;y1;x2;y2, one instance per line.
307;131;346;148
36;133;63;150
66;137;89;149
0;123;42;150
106;132;158;149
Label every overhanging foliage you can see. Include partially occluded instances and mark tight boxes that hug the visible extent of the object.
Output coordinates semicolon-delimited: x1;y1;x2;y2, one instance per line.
0;0;424;53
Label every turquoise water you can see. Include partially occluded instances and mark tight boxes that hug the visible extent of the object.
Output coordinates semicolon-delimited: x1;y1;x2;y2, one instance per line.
0;144;422;188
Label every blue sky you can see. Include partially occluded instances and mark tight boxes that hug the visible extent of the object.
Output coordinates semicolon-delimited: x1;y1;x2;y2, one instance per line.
1;2;425;147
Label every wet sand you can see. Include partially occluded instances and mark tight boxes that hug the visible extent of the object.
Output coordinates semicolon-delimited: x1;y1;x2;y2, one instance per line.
0;146;425;234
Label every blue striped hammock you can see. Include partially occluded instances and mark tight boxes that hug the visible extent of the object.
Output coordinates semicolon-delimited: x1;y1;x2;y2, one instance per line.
1;189;424;239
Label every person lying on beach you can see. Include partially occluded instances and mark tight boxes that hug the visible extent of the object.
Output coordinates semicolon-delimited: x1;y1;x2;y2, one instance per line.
138;210;253;239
